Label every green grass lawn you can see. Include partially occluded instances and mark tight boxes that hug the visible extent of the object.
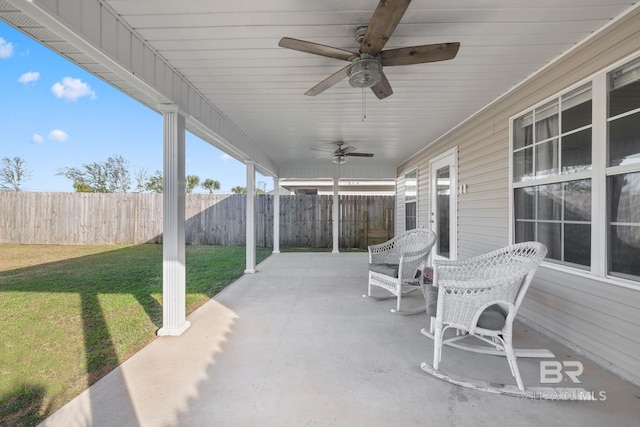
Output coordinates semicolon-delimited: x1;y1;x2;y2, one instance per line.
0;244;271;426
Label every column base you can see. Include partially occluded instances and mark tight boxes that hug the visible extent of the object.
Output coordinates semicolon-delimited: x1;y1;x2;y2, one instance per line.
157;320;191;337
244;268;256;274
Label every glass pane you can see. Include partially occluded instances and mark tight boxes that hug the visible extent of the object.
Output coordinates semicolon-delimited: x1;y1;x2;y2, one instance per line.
609;69;640;118
514;113;533;150
609;172;640;223
564;224;591;267
561;129;592;174
537;184;562;221
562;87;592;133
535;102;559;141
405;201;416;230
609;172;640;280
513;147;533;181
436;166;450;258
609;225;640;279
564;179;591;221
608;112;640;167
405;170;417;202
537;222;561;261
535;139;558;177
514;187;535;220
515;221;534;243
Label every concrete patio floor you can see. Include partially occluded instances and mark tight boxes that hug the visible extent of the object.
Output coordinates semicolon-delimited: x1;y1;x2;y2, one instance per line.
41;252;640;426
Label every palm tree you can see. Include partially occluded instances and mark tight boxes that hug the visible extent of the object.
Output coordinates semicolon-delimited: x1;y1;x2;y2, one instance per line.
186;175;200;193
201;178;220;194
230;186;246;194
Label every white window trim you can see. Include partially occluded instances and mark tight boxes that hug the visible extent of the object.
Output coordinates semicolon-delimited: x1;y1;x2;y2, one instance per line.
509;51;640;290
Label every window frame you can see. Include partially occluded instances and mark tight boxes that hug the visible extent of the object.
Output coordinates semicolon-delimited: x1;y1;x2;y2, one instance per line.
509;52;640;289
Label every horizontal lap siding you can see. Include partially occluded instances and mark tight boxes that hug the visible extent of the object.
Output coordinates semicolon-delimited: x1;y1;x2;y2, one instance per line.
397;7;640;384
417;165;430;230
522;268;640;380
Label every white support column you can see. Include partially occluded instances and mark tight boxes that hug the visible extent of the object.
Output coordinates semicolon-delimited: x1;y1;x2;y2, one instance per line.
273;177;280;254
332;177;340;253
245;161;256;273
157;104;189;336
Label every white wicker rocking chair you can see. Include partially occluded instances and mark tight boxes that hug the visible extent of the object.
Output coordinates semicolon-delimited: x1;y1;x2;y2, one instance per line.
365;229;437;314
420;242;548;392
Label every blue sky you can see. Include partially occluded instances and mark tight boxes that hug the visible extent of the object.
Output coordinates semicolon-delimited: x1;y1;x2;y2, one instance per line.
0;22;271;193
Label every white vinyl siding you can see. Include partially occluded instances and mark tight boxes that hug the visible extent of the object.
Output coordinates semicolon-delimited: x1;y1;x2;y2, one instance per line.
397;7;640;384
417;165;430;229
521;267;640;380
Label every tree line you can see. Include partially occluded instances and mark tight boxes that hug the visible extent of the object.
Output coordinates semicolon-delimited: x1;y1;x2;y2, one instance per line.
0;155;257;194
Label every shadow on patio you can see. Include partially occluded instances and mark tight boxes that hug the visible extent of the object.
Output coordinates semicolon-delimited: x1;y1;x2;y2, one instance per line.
42;252;640;426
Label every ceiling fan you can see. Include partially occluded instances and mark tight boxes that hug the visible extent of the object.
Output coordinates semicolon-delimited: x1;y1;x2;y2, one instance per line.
278;0;460;99
312;141;374;164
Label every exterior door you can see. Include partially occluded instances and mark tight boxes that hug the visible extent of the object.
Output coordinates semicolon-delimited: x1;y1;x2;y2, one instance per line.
430;148;457;260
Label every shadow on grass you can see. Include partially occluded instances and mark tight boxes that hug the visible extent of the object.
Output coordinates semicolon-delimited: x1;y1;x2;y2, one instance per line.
0;244;270;425
0;245;156;425
0;383;50;427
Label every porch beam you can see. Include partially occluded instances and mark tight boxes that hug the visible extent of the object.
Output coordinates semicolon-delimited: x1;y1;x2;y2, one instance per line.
157;104;189;336
245;161;256;273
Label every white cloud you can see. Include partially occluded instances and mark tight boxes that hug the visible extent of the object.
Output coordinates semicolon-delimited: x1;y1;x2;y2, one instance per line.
0;37;14;59
221;153;233;161
18;71;40;84
48;129;69;142
51;77;96;101
32;133;44;144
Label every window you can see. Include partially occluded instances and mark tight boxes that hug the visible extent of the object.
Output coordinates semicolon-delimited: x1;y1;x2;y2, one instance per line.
513;84;593;268
405;170;417;230
511;56;640;283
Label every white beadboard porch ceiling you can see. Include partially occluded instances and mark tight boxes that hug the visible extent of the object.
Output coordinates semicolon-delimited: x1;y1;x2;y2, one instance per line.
4;1;639;178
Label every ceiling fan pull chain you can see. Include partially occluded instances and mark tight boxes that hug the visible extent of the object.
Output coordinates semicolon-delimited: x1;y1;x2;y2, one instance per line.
362;87;366;122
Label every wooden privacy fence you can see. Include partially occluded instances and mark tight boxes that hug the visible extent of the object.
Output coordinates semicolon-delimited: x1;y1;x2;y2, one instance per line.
1;192;394;248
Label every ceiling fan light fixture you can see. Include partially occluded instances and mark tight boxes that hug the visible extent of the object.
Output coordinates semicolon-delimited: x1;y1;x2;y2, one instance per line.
332;154;347;164
348;54;382;88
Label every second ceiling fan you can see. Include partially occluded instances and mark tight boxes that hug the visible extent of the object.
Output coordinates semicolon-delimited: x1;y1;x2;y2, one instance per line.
312;141;374;164
279;0;460;100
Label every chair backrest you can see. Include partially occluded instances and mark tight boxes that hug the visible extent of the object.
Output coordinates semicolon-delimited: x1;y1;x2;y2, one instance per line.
395;228;437;254
435;241;547;332
395;229;437;280
368;228;437;269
